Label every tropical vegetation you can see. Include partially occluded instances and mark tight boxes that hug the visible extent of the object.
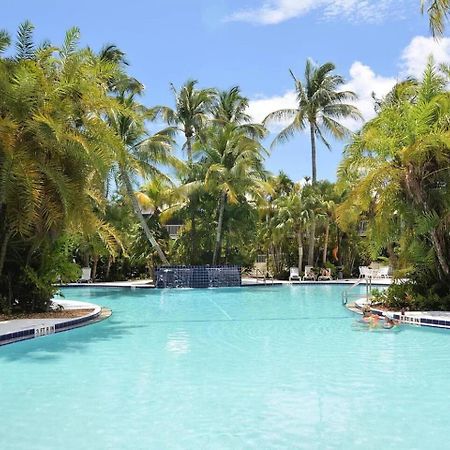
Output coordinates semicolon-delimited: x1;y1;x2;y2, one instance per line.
1;7;450;314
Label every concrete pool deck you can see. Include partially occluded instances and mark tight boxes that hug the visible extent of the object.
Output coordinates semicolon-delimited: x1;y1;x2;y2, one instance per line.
0;299;110;346
64;277;395;288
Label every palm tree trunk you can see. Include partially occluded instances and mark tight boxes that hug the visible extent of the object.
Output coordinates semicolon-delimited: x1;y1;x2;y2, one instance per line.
212;191;227;265
297;230;303;273
431;229;449;277
310;122;317;183
105;255;113;280
0;228;12;277
308;122;317;267
322;220;330;265
92;255;98;281
121;166;169;265
308;214;316;266
186;135;193;165
190;196;197;264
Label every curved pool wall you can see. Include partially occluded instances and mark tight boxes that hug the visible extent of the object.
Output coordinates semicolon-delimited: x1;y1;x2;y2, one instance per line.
0;301;102;346
1;285;450;449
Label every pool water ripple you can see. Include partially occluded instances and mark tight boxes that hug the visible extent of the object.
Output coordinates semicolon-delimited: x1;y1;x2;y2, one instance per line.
1;285;450;449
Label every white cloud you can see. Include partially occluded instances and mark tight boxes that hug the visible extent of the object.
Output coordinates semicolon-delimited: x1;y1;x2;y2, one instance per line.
248;35;450;133
401;36;450;77
248;62;395;132
247;90;297;131
341;62;396;130
227;0;406;25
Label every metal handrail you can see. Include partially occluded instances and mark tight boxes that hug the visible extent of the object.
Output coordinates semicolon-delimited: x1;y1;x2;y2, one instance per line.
341;278;372;305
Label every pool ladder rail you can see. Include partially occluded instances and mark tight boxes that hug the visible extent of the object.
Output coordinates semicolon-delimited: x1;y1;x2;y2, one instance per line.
341;278;373;306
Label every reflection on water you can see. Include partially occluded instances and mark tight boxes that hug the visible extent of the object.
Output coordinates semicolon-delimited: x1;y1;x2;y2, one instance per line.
166;330;190;355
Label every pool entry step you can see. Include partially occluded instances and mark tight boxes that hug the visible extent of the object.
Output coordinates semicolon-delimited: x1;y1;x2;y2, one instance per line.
155;265;241;288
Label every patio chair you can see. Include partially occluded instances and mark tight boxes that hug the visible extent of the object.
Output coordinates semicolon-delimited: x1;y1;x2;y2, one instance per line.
359;266;369;278
79;267;92;283
303;265;316;281
289;267;301;282
378;266;390;278
318;268;332;281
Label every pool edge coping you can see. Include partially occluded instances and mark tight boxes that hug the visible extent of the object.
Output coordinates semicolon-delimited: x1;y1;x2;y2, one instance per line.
348;300;450;330
0;303;111;347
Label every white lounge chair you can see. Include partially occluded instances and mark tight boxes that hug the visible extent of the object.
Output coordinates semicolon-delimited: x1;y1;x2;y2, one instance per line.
318;268;332;281
359;266;369;278
378;266;390;278
303;265;316;281
289;267;301;282
79;267;92;283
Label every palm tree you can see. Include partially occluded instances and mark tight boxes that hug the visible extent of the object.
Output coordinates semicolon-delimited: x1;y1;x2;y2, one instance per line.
154;80;216;164
106;93;176;265
264;60;361;183
315;181;338;264
200;122;268;264
153;80;216;262
0;24;126;310
421;0;450;36
202;87;269;264
264;60;361;265
273;185;312;273
337;62;450;279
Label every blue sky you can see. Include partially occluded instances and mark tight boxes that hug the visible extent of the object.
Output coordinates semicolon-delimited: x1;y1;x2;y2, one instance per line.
3;0;448;181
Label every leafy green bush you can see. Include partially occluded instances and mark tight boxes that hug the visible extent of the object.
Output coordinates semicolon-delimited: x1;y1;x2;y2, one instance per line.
377;265;450;311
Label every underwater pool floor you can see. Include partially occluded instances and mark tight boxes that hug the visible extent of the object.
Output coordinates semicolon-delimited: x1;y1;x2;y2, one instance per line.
1;285;449;449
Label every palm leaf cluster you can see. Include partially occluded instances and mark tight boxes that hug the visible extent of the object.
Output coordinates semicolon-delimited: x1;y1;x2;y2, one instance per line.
337;62;450;280
0;24;145;310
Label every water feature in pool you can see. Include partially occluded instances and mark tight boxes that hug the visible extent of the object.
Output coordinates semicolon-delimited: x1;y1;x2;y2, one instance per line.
1;285;450;449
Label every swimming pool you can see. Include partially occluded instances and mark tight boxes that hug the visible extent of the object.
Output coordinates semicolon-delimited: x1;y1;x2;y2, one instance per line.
1;285;449;449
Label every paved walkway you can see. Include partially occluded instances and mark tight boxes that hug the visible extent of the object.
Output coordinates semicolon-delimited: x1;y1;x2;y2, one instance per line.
242;277;394;286
65;277;395;288
0;299;102;345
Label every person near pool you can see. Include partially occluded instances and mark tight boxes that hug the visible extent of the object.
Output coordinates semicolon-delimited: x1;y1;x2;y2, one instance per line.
383;314;397;329
361;305;376;322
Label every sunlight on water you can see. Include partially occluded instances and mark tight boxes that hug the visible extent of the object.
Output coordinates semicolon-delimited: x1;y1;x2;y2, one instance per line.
1;285;449;449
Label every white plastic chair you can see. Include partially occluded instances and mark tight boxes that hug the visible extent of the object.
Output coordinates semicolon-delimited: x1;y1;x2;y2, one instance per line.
289;267;300;281
318;268;332;281
378;266;390;278
80;267;92;283
303;265;316;281
359;266;368;278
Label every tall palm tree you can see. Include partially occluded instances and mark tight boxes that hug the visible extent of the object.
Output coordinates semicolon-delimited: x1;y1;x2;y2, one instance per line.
264;60;361;265
202;87;268;264
201;123;268;264
153;80;216;262
264;60;361;183
422;0;450;36
107;93;176;265
154;80;216;164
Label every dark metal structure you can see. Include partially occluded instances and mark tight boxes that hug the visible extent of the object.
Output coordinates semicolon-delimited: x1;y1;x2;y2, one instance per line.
155;265;241;288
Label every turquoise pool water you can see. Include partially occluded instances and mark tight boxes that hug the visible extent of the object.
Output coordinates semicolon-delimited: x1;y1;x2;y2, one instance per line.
1;285;450;449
